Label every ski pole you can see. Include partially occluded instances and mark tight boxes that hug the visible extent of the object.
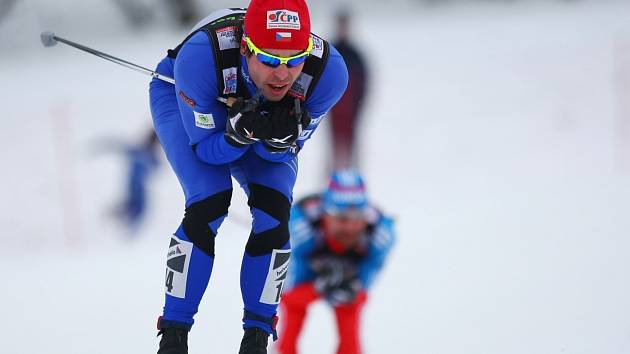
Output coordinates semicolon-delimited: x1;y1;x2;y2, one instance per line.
40;31;175;85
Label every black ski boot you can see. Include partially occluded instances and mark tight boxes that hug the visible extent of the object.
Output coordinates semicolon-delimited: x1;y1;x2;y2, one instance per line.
238;328;269;354
157;327;188;354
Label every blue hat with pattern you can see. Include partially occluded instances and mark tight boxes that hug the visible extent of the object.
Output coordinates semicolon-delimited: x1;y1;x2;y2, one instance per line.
322;169;368;215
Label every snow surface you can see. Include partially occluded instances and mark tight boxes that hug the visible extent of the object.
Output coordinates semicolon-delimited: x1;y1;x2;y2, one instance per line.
1;0;630;353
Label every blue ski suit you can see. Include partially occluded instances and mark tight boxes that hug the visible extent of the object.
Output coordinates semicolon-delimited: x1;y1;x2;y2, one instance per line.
149;10;348;336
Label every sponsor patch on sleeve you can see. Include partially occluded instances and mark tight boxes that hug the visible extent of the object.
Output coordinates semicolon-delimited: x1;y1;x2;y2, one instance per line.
194;111;215;129
178;90;196;108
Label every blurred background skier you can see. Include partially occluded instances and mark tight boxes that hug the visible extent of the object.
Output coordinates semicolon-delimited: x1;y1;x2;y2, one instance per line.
111;129;160;231
275;169;395;354
91;128;161;232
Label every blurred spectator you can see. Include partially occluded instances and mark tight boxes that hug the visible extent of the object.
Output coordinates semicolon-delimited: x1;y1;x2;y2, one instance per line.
112;0;198;28
0;0;16;24
328;10;369;171
165;0;199;27
275;170;395;354
112;0;154;28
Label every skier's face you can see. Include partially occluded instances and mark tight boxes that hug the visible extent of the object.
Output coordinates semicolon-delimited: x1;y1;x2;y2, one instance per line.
323;213;368;249
241;45;305;101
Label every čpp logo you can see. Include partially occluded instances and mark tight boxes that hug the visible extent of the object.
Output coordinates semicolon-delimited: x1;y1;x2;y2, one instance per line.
266;9;301;30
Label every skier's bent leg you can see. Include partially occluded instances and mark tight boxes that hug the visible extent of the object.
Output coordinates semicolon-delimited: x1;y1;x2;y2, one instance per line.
333;292;368;354
162;190;232;328
276;283;321;354
150;56;234;330
240;183;293;336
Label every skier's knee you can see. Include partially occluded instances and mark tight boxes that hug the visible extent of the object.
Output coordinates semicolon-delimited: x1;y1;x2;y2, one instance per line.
245;183;291;256
245;227;290;256
182;189;232;257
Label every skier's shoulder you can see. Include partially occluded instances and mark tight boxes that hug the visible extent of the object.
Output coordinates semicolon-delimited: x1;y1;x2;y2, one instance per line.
365;205;396;251
302;39;349;118
289;194;323;250
176;7;246;67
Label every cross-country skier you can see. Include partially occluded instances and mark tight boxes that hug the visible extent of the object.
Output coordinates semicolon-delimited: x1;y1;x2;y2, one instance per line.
275;169;395;354
90;128;160;231
148;0;348;353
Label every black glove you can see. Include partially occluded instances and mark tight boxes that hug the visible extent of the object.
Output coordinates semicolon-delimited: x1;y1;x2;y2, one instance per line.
321;278;362;306
262;98;312;152
224;97;272;146
312;257;361;306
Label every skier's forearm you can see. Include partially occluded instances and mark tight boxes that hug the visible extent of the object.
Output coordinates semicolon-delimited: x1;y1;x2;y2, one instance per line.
194;132;249;165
